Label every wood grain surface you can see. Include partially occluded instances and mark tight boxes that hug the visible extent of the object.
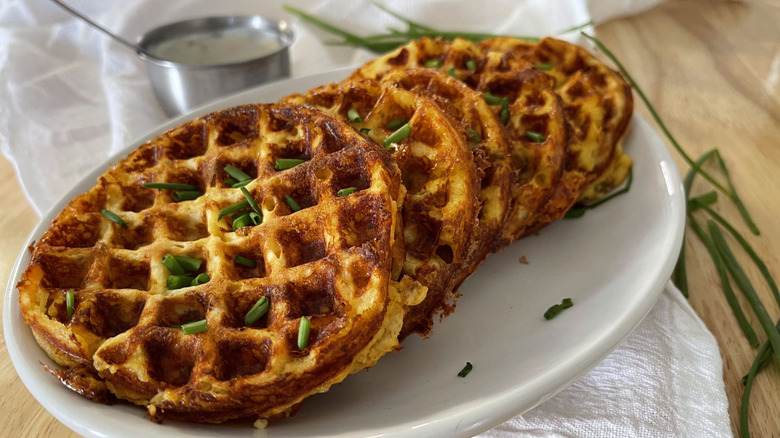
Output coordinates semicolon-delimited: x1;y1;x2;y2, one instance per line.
1;0;778;436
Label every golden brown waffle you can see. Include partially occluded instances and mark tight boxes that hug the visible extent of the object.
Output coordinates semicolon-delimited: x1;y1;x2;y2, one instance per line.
17;103;421;423
351;37;568;243
284;78;481;337
479;37;634;207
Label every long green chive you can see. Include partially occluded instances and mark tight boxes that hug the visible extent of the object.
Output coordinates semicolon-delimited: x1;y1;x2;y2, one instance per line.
100;209;126;227
298;316;311;350
457;362;473;377
232;212;252;231
424;59;442;68
285;195;302;212
742;319;780;384
557;20;593;35
536;63;554;71
347;108;363;123
224;177;238;187
543;298;573;320
224;165;252;182
232;179;252;189
167;275;195;290
218;200;250;221
234;255;257;268
172;190;202;201
142;182;199;191
275;158;306;171
564;167;634;219
466;59;476;71
66;290;75;318
181;319;207;335
161;254;186;275
175;255;202;272
191;273;209;286
467;129;480;142
244;296;270;325
386;118;406;130
240;187;262;215
337;187;357;197
525;131;546;142
383;122;412;149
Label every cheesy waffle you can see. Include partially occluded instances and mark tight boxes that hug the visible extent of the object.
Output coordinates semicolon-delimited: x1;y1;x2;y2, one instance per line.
18;103;416;423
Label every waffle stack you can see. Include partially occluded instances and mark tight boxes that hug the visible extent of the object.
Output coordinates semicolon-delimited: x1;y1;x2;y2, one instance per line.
18;37;633;424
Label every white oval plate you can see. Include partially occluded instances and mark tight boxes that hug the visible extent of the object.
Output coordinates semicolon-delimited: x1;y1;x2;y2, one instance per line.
4;69;685;438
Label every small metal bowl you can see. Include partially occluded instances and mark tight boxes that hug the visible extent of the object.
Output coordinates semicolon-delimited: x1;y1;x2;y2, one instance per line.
137;16;294;116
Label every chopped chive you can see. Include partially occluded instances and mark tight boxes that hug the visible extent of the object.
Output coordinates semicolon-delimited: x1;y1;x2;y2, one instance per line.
142;182;199;191
244;296;269;325
191;273;209;286
218;200;249;221
424;59;442;68
536;63;554;71
563;207;587;219
224;177;238;187
173;190;202;201
544;298;573;320
224;165;252;182
359;128;371;134
181;319;207;335
457;361;473;377
467;129;480;143
383;122;412;149
167;274;195;290
240;187;262;215
525;131;546;142
298;316;311;350
386;118;406;130
232;179;252;188
66;290;75;318
275;158;306;171
100;209;126;227
232;212;252;231
347;108;363;123
234;255;257;268
482;92;507;106
466;59;476;71
285;195;302;212
337;187;357;197
174;255;202;272
161;254;186;275
500;102;509;125
248;212;262;225
446;66;459;79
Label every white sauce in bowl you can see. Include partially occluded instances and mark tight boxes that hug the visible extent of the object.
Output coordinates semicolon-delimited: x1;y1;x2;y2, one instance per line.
150;28;282;65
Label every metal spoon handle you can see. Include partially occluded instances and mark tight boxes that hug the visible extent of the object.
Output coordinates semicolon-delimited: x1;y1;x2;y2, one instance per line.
49;0;160;59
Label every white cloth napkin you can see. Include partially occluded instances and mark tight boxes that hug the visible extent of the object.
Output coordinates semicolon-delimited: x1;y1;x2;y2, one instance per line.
0;0;731;436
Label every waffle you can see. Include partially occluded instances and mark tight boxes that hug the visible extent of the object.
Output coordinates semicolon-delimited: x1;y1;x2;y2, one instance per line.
284;78;481;337
352;37;568;243
17;103;421;423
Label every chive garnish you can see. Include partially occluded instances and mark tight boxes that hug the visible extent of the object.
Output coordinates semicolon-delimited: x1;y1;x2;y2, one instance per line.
482;92;506;106
337;187;357;197
142;182;199;191
525;131;546;142
224;165;252;183
275;158;306;170
190;273;209;286
172;190;202;201
383;122;412;149
181;319;207;335
161;254;186;275
232;179;252;188
177;256;202;272
240;187;262;216
536;63;553;71
359;128;371;134
244;296;269;325
232;212;252;231
218;200;250;221
500;103;509;125
298;316;311;350
564;167;634;219
386;118;406;130
466;59;476;71
285;195;302;212
234;255;257;268
167;275;195;290
100;209;126;227
467;129;480;142
543;298;573;320
457;362;473;377
248;212;262;226
446;66;458;79
424;59;442;68
66;290;75;318
347;108;363;123
224;177;238;187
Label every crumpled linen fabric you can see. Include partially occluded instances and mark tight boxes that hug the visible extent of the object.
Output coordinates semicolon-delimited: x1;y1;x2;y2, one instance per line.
0;0;731;436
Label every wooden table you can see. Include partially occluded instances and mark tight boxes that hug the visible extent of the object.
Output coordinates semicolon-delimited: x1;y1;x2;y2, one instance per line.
1;0;778;435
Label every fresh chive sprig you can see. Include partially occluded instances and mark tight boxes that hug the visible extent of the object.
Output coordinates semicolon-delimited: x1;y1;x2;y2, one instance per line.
181;319;207;335
298;316;311;350
245;296;270;325
100;209;126;227
383;122;412;149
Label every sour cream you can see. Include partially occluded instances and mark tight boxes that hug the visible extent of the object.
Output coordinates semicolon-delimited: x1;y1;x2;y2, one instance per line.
150;28;283;66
